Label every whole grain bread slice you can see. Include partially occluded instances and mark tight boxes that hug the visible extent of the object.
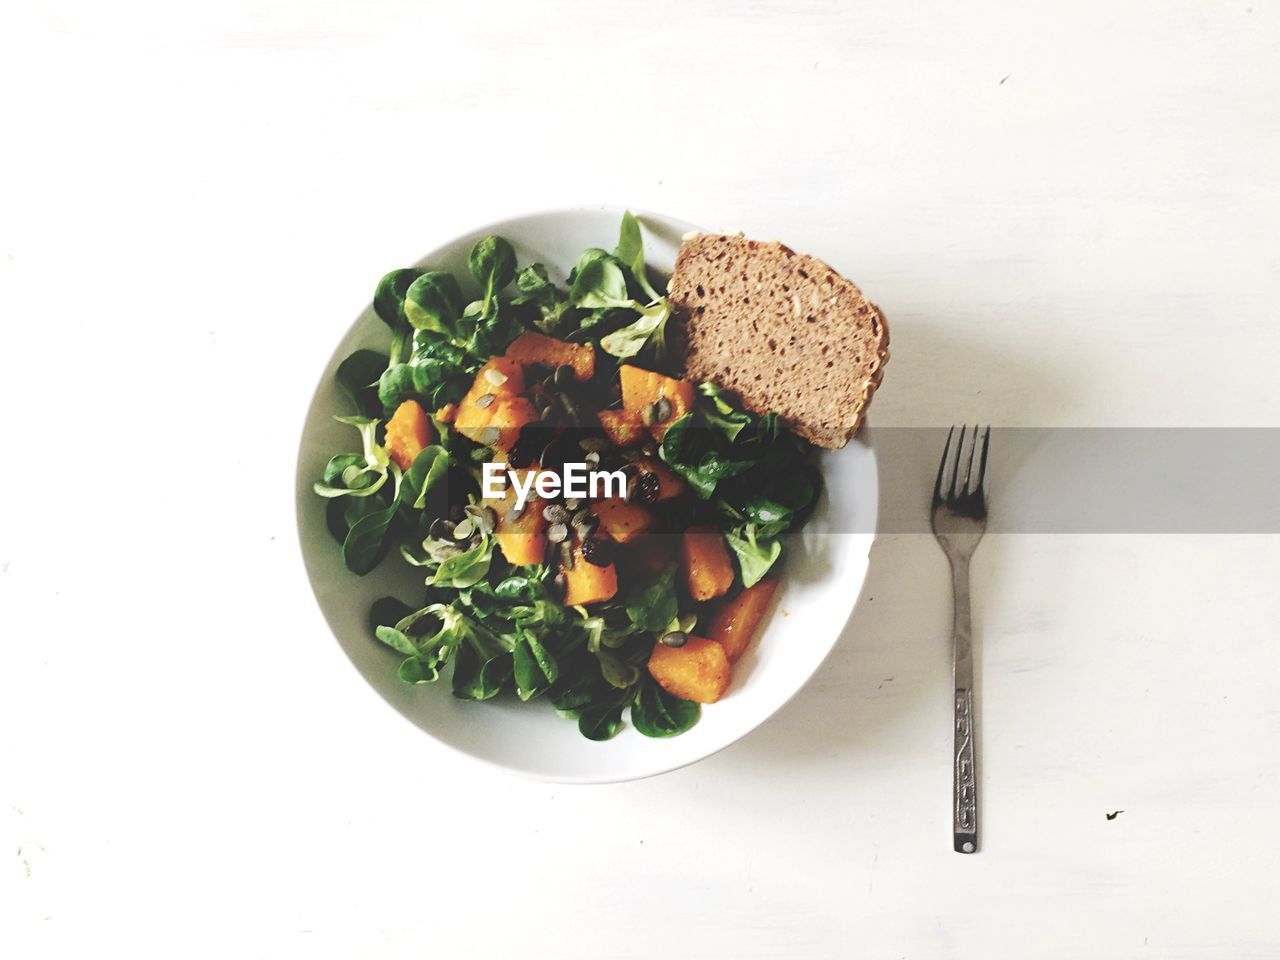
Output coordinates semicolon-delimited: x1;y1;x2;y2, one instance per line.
667;233;889;449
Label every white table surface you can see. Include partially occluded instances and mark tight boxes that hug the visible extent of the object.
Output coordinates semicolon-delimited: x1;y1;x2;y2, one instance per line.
4;1;1279;956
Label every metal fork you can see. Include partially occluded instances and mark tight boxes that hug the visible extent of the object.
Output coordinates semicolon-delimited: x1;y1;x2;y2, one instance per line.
931;425;991;854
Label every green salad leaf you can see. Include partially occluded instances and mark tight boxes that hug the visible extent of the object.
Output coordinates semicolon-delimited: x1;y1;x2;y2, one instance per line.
630;677;699;738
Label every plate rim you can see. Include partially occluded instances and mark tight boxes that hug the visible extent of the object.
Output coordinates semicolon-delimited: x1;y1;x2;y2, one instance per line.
293;204;877;783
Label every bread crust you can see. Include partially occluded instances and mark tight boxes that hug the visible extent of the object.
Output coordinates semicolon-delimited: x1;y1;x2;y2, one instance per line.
668;233;889;449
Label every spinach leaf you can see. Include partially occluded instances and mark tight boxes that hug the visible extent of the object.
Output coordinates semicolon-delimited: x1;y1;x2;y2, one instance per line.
511;263;569;334
625;566;678;635
450;613;514;701
429;534;494;589
513;631;559;701
631;677;699;738
370;596;416;635
613;210;662;303
578;692;631;741
597;649;640;689
374;268;425;329
409;330;474;407
341;464;404;575
570;254;630;308
659;413;756;499
402;445;450;511
377;363;417;414
374;603;458;684
468;236;517;307
313;416;393;500
724;523;782;588
404;271;464;336
698;381;752;442
335;350;388;419
599;299;671;361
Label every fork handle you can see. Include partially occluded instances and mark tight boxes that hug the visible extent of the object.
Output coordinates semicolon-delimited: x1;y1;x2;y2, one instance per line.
953;687;978;852
949;554;978;853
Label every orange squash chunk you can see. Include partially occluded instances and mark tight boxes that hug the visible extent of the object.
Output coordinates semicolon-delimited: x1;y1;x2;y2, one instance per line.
635;458;685;501
454;358;532;450
681;526;735;601
618;365;695;441
435;402;457;424
384;400;435;472
484;396;538;451
597;409;647;448
708;578;780;662
504;330;595;381
648;637;731;704
591;497;654;544
562;543;618;606
484;466;547;567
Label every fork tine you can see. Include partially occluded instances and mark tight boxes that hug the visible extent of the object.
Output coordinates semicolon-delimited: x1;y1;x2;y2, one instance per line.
962;424;978;495
974;426;991;498
933;425;956;502
949;425;967;500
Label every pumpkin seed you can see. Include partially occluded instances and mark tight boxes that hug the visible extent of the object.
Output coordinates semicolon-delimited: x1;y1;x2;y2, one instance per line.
538;401;555;421
452;517;474;540
550;571;567;598
559;540;575;570
480;425;500;446
547;522;568;544
542;503;569;524
483;367;508;387
679;612;697;634
554;364;575;387
479;506;498;534
475;392;496;409
506;504;525;524
558;394;580;422
659;630;689;648
578;436;610;454
571;507;591;526
583;451;600;468
564;497;583;511
640;402;657;426
429;518;455;540
654;396;672;422
432;542;463;560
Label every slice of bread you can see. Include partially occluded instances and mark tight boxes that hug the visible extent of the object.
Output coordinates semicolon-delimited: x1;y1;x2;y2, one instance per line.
667;233;889;449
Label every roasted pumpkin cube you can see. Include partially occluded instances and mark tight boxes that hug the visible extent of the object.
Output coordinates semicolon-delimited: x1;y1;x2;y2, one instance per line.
485;396;538;451
681;525;735;601
647;636;731;704
562;544;618;606
635;458;686;501
619;364;695;441
434;402;457;424
504;330;595;381
483;466;547;567
708;578;780;662
597;409;647;448
591;497;654;544
455;358;533;450
384;400;434;472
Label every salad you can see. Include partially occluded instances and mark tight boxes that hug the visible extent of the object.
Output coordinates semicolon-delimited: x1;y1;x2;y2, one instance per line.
315;213;822;740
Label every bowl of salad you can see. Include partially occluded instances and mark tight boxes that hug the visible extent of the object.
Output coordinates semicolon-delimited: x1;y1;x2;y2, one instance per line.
295;207;878;782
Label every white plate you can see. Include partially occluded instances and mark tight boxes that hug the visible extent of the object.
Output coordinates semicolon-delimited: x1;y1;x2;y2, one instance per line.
294;206;878;783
